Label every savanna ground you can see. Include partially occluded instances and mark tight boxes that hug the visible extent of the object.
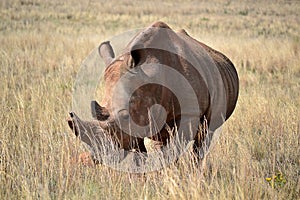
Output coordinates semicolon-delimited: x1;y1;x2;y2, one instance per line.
0;0;299;199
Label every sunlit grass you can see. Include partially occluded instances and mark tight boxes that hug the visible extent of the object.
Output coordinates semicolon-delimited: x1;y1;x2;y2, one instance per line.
0;0;299;199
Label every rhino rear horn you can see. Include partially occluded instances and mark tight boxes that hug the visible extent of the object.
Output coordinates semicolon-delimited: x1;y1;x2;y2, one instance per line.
91;100;110;121
98;41;115;66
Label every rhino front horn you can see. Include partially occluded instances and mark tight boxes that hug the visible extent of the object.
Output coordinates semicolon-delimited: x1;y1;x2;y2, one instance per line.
67;112;81;137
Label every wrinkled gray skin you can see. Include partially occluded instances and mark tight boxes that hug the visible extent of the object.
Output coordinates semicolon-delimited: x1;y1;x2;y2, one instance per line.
67;21;239;166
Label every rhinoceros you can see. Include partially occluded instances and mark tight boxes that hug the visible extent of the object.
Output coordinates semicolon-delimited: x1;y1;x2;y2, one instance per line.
67;21;239;168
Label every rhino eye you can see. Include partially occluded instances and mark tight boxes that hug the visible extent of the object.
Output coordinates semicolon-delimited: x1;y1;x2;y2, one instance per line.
118;109;129;120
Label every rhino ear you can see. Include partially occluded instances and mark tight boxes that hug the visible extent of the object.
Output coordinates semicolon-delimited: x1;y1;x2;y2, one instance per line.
128;47;149;69
129;49;161;78
98;41;115;66
91;100;110;121
124;49;139;69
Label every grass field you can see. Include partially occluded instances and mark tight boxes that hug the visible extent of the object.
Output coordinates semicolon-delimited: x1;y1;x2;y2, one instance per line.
0;0;299;199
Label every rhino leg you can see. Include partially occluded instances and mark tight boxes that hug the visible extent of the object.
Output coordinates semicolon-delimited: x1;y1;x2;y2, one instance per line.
70;152;95;167
193;116;210;163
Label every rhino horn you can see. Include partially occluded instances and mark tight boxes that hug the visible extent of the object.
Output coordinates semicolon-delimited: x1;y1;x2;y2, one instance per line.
91;100;110;121
67;112;108;148
67;112;85;137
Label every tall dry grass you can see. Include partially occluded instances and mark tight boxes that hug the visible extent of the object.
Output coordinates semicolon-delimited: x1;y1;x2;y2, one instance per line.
0;0;299;199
